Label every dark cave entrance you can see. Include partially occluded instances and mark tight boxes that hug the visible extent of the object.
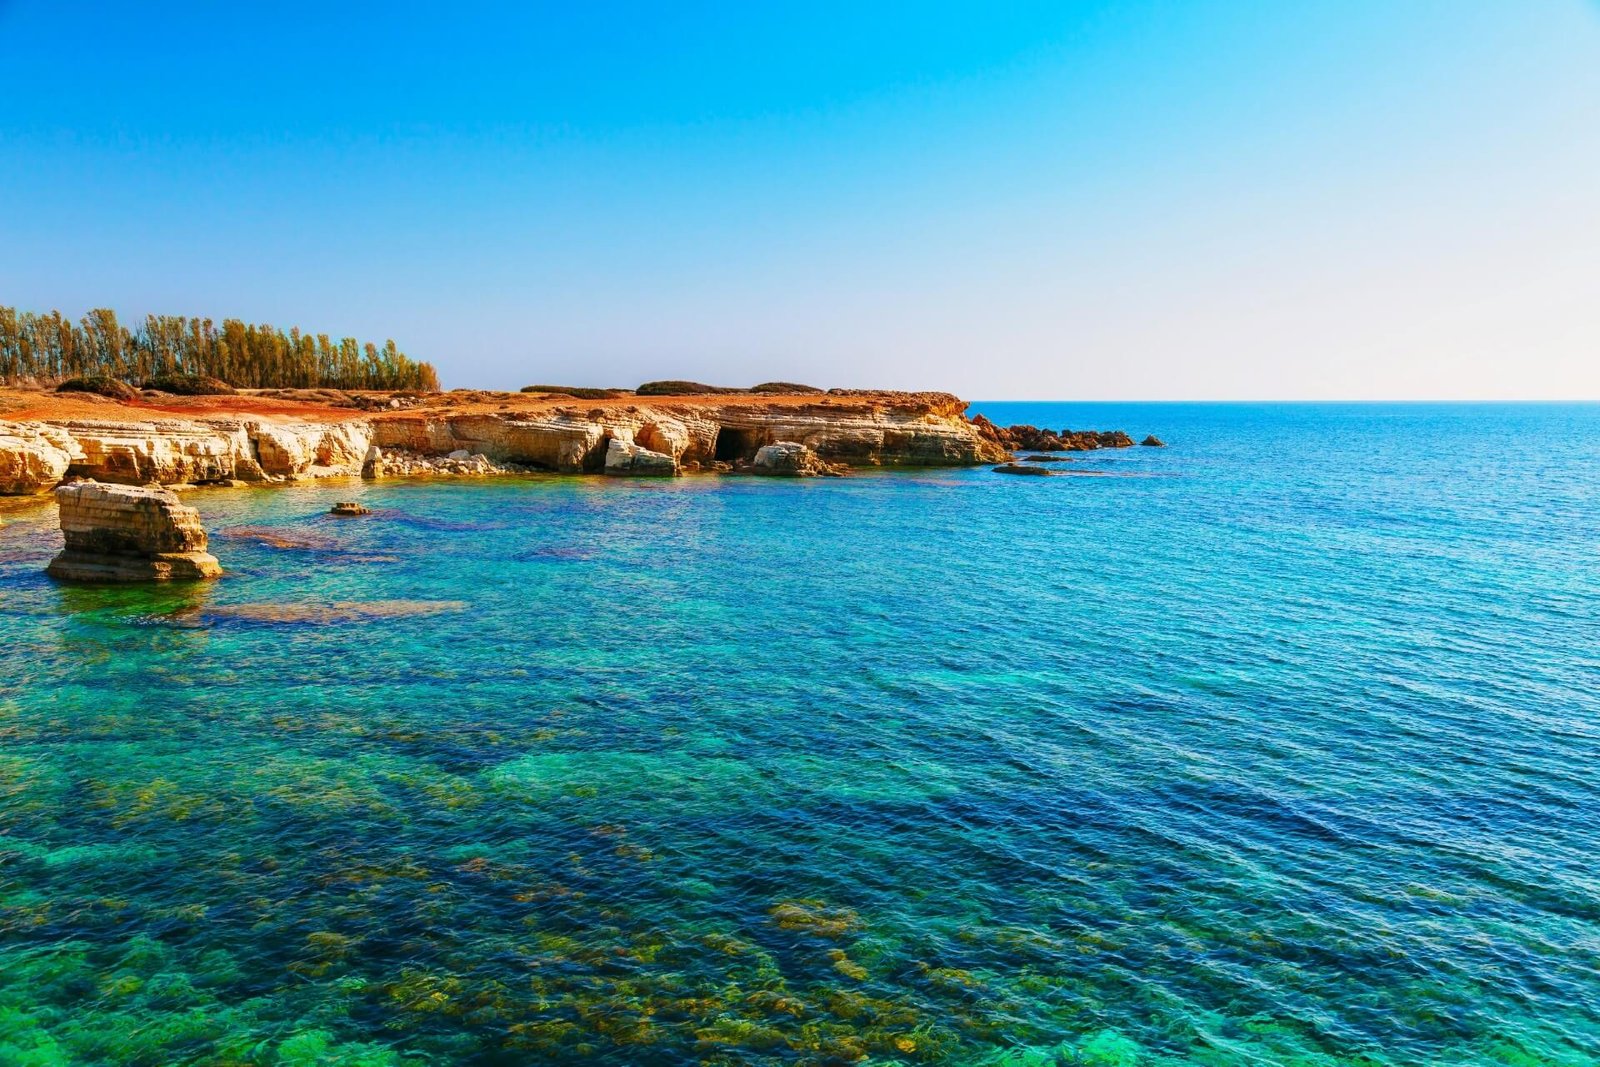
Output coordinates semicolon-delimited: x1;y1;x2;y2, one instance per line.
713;426;763;461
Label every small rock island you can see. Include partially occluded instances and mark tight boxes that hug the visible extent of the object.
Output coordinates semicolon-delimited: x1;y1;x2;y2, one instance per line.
47;481;222;581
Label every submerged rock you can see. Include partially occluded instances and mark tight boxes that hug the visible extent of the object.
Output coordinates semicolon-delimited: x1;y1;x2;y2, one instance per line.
187;599;467;624
221;526;340;551
603;437;678;477
992;463;1055;476
47;481;222;581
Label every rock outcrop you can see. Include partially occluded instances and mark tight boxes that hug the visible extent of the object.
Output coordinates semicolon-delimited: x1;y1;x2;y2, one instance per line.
1;391;1021;492
47;482;222;581
993;463;1055;476
373;392;1005;472
373;412;605;472
15;417;375;487
603;438;678;477
748;441;845;477
60;419;246;484
0;424;79;493
970;416;1137;453
370;449;529;477
1141;435;1166;447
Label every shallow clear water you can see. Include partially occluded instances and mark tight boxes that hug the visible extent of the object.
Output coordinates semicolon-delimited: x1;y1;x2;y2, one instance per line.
2;402;1598;1066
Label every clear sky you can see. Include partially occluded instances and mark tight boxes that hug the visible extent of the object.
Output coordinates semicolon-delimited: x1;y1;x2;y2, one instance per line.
2;1;1598;398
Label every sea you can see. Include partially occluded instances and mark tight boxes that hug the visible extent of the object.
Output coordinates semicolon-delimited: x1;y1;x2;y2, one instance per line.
0;402;1596;1066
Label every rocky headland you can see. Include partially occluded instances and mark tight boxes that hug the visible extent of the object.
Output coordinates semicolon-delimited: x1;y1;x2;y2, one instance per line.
0;387;1014;493
968;416;1149;453
0;385;1170;502
1;385;1166;581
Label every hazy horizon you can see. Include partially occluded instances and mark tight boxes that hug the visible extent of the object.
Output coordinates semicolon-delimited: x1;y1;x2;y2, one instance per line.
3;1;1598;400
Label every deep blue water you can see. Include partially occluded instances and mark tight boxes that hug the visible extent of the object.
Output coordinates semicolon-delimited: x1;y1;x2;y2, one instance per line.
0;402;1597;1065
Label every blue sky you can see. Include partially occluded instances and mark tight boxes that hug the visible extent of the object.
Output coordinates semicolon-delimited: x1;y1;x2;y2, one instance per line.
2;1;1598;397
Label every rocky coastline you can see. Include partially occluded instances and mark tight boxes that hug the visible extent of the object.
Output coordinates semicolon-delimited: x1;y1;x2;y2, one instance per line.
0;388;1016;494
0;386;1169;502
0;386;1169;581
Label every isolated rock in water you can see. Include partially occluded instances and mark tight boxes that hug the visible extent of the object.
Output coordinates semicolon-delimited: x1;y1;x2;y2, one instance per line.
47;481;222;581
329;501;371;516
1141;435;1166;447
0;424;79;494
1020;454;1071;462
749;441;844;477
603;437;678;477
992;463;1054;476
361;444;385;478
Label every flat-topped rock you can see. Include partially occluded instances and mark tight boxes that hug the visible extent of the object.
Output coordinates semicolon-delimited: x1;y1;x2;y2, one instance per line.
47;481;222;581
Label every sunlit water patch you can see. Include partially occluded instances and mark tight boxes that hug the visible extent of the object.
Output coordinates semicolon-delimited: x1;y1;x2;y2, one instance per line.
1;403;1598;1065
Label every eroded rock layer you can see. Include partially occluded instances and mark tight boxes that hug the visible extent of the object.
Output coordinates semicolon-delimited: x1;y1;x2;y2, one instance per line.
0;424;79;493
371;393;1006;473
0;391;1009;493
47;482;223;581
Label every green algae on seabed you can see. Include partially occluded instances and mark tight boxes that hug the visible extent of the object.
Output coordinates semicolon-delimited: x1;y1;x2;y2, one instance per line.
4;404;1600;1065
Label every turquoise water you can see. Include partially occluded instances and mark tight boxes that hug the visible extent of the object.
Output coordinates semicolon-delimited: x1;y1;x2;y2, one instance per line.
2;402;1598;1066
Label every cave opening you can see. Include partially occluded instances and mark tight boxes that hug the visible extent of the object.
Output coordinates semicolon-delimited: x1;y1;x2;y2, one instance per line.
713;426;762;461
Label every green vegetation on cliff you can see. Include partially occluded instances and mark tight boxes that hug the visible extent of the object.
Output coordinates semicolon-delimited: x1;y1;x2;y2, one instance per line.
0;305;439;392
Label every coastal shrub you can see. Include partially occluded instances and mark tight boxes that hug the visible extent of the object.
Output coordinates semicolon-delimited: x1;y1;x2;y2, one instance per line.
56;375;139;400
254;387;358;406
520;385;626;399
635;380;749;396
142;373;238;396
0;304;440;392
750;381;824;393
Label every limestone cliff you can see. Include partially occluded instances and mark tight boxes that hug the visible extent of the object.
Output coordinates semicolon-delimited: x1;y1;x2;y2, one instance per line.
0;390;1006;492
370;392;1005;473
0;418;373;489
0;424;80;493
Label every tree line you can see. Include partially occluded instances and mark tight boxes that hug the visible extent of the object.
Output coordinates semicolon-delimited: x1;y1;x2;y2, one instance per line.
0;305;440;391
